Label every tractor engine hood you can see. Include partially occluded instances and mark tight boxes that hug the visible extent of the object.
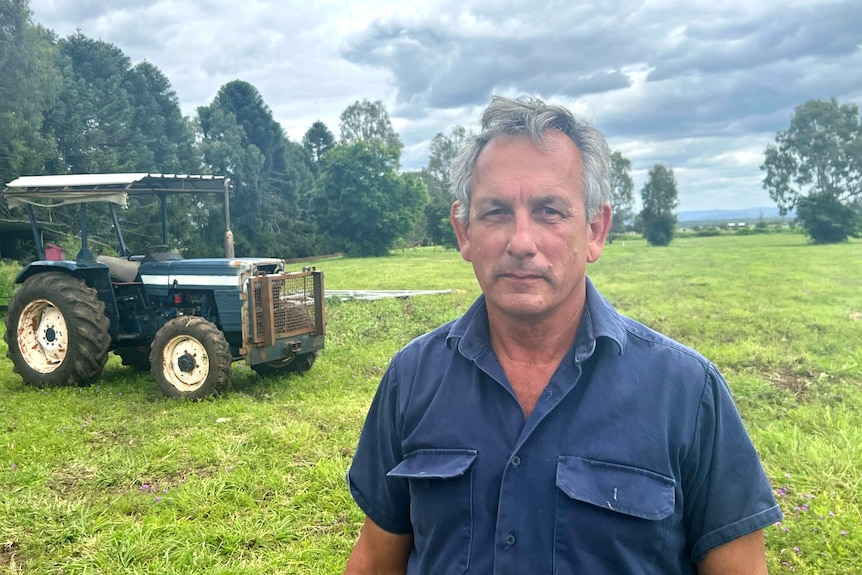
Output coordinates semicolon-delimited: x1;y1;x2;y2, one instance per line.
139;258;284;295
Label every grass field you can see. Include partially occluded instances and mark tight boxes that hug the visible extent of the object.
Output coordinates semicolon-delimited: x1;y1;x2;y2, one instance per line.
1;232;860;573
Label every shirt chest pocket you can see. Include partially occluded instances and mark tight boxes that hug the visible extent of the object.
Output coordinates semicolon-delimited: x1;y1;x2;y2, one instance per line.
554;456;675;573
388;449;477;575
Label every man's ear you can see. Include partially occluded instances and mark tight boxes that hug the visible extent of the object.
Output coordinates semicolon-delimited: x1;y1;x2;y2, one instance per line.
450;201;472;262
587;203;612;263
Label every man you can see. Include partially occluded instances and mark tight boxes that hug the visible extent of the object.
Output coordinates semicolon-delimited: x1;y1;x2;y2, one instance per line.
345;96;781;574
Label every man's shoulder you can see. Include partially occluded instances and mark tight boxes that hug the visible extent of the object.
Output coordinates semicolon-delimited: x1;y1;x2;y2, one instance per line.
392;295;487;365
614;312;714;375
393;318;459;364
587;281;712;372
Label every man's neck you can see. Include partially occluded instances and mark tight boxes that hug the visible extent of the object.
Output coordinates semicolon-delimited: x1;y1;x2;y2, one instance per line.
486;300;585;367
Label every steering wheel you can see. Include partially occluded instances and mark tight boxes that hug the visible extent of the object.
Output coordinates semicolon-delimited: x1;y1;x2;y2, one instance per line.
130;244;171;262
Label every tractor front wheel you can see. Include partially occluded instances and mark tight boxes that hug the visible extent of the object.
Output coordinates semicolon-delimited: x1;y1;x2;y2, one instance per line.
3;272;110;387
150;316;231;399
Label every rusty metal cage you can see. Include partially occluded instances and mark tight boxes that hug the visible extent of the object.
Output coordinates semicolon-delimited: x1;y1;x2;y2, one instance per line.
248;270;323;346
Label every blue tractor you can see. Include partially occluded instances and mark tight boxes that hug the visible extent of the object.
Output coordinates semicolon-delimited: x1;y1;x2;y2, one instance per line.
2;174;325;398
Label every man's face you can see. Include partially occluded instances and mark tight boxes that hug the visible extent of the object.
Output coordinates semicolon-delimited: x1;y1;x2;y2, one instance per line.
451;132;610;323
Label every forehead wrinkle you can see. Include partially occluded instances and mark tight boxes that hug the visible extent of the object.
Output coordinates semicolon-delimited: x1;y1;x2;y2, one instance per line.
472;192;573;209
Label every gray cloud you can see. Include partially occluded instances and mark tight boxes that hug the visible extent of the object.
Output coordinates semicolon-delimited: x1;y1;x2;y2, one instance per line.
648;1;862;81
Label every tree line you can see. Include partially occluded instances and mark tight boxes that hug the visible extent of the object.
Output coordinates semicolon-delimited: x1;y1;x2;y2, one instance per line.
2;0;857;261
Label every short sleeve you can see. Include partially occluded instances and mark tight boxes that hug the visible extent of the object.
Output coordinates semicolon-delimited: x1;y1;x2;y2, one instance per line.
347;360;413;534
684;364;783;562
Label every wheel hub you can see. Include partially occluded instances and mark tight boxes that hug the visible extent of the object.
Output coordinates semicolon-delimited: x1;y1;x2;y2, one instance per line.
177;353;196;372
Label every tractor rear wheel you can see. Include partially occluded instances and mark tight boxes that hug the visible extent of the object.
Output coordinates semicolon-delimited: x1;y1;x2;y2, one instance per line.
150;316;231;399
3;272;110;387
251;351;317;378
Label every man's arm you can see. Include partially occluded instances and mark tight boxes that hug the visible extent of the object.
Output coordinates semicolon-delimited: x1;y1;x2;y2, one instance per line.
697;530;768;575
344;516;413;575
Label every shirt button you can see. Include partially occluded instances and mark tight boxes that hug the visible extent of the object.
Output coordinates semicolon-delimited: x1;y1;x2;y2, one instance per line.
511;456;521;467
504;533;516;546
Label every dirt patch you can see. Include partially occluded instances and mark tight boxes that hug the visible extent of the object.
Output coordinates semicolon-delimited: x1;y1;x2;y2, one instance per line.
763;366;814;399
0;540;24;570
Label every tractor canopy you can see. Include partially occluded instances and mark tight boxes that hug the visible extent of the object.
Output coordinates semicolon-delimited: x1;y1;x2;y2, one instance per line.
3;173;229;208
2;173;235;260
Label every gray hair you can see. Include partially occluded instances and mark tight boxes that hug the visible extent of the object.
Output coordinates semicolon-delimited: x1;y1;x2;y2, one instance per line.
450;95;611;224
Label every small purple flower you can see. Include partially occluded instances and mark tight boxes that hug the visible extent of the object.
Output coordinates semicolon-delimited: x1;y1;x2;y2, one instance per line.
802;493;809;499
155;497;162;503
793;546;800;553
841;530;848;536
785;473;792;478
11;463;17;470
139;483;150;491
776;488;786;497
829;512;835;517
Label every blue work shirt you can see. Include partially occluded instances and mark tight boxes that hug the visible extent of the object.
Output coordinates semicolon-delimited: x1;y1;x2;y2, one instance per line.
348;278;782;574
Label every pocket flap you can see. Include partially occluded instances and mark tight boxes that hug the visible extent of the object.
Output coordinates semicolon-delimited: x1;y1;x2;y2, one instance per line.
556;456;674;520
387;448;478;479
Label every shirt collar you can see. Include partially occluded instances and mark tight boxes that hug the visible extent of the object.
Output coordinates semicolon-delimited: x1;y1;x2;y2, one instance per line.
446;277;626;361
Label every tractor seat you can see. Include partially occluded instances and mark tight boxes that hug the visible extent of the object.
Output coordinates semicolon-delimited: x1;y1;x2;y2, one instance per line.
97;255;141;283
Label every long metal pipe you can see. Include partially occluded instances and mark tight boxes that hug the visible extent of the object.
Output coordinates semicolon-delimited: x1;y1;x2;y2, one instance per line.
223;178;235;258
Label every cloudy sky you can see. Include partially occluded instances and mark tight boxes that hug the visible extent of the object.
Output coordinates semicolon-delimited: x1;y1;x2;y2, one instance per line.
29;0;862;212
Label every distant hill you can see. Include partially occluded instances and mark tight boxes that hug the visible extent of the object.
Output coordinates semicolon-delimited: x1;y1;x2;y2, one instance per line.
676;206;791;223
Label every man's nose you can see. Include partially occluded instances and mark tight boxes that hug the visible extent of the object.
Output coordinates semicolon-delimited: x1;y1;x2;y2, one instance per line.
506;211;537;257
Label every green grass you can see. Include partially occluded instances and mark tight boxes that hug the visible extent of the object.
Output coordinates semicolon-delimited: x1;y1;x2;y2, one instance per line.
1;232;860;573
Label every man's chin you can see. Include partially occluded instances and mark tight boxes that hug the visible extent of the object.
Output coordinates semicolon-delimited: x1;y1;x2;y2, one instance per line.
488;294;554;320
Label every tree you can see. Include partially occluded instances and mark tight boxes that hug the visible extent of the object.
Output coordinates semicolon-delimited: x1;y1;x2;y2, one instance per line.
0;0;61;192
302;120;335;171
197;105;264;256
421;126;468;247
761;98;862;243
43;33;141;173
315;141;428;257
639;164;678;246
795;192;861;244
197;80;316;257
609;151;635;241
125;60;197;173
338;99;402;167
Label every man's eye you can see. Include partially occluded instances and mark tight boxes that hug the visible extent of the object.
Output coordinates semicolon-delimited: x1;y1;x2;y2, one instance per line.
536;207;564;220
481;208;507;220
